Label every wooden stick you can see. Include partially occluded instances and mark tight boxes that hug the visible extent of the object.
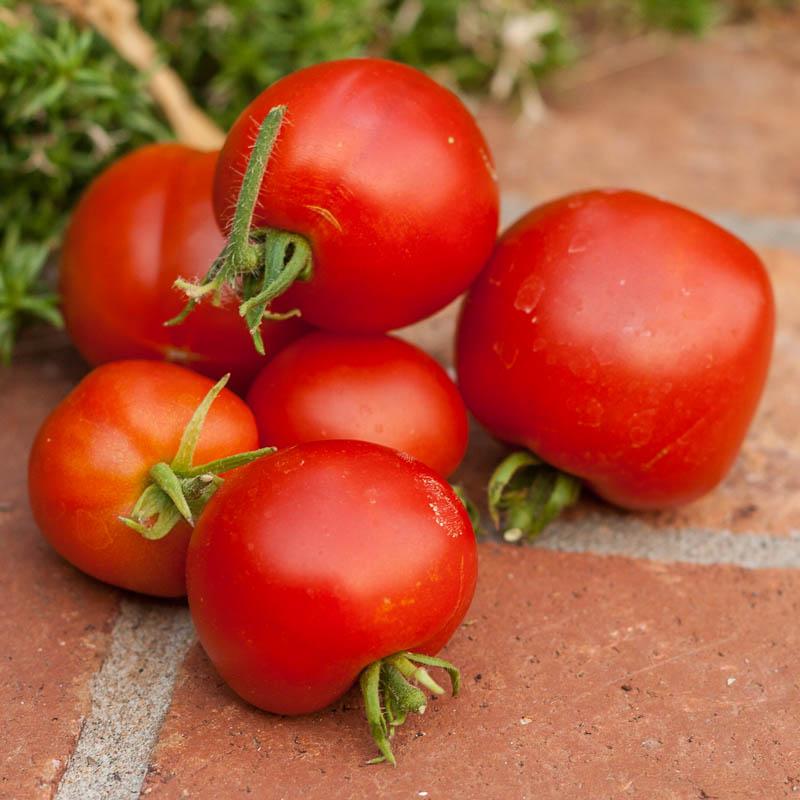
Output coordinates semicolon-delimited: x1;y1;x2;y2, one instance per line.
45;0;225;150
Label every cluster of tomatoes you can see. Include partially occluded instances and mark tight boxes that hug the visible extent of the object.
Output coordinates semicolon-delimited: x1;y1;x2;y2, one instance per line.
27;59;774;765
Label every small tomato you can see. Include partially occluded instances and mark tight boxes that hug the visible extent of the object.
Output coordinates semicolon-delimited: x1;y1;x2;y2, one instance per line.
246;332;468;476
28;361;270;596
61;145;306;391
187;440;477;763
457;190;774;535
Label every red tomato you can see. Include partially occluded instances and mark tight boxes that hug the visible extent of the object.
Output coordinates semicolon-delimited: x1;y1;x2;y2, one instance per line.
212;58;499;332
187;440;477;760
28;361;264;596
457;190;775;510
61;144;307;392
246;332;468;476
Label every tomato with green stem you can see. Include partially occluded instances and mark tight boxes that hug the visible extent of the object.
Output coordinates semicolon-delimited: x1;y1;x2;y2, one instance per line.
186;440;477;764
246;331;468;476
61;144;307;392
27;361;272;596
169;59;499;351
457;190;775;538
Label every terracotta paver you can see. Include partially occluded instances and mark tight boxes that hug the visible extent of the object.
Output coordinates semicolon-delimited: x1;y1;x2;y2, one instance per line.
142;544;800;799
0;346;121;799
477;19;800;217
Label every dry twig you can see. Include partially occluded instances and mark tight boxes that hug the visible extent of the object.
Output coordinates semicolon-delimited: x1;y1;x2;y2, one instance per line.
45;0;224;149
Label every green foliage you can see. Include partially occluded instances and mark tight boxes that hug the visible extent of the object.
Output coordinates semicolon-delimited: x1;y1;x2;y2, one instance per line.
637;0;719;33
0;3;169;361
140;0;384;128
0;226;62;363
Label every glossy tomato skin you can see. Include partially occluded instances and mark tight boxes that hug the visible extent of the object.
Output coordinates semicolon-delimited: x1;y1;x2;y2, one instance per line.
28;361;260;597
187;440;477;714
246;332;468;476
61;144;307;392
457;190;775;509
214;59;499;332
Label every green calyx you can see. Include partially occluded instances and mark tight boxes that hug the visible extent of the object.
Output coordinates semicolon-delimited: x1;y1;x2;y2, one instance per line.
119;374;274;540
166;105;313;355
360;651;461;766
488;451;581;542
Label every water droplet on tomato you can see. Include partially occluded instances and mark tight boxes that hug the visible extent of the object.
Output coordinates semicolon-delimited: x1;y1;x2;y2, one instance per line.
513;273;545;315
567;234;588;254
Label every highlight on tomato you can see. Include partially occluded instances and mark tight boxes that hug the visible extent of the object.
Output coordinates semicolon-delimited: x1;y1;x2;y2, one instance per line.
27;361;273;596
186;440;478;764
169;58;499;351
60;144;307;392
246;331;468;476
456;189;775;539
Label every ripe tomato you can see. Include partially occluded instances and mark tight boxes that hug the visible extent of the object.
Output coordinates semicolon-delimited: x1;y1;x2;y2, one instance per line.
60;144;306;392
188;58;498;341
246;332;468;476
186;440;477;763
28;361;269;597
457;190;775;514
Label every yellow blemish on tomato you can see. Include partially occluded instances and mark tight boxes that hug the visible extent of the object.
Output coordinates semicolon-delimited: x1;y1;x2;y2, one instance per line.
305;205;343;232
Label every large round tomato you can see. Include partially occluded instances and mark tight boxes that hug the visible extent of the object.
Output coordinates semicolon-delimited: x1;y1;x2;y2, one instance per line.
28;361;264;596
61;144;306;391
246;332;468;476
212;58;499;332
187;440;477;760
457;190;775;510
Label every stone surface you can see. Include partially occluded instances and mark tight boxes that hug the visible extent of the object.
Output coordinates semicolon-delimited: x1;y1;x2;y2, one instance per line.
142;545;800;799
477;19;800;218
0;345;121;800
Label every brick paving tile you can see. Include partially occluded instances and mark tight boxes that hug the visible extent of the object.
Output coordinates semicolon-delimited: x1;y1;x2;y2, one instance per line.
142;544;800;800
0;350;121;800
476;19;800;217
142;544;800;799
403;248;800;538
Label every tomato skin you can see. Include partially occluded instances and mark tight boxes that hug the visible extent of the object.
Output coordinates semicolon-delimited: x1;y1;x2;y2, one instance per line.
246;332;468;476
186;440;477;714
456;190;775;509
214;59;499;332
27;361;260;597
60;144;307;392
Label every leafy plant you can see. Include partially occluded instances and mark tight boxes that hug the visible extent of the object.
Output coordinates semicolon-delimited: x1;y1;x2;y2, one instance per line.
0;3;168;361
139;0;384;128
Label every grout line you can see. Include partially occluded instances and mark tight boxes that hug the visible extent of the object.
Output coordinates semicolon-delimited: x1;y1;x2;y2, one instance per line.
709;211;800;254
54;599;194;800
532;515;800;569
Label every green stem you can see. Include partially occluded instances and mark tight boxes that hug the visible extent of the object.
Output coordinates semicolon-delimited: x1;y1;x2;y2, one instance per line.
119;375;275;540
226;107;287;271
360;651;461;766
488;451;581;542
166;105;314;353
240;231;312;355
